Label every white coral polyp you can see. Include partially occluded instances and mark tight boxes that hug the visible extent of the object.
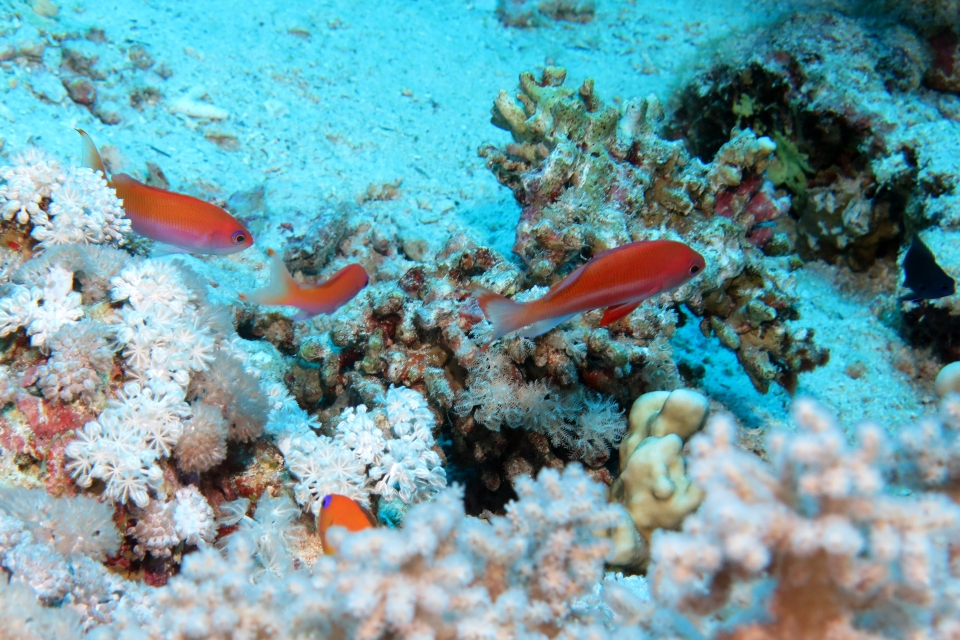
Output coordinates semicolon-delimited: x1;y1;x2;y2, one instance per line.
288;436;369;513
334;405;386;466
0;149;62;226
173;486;216;547
0;150;130;249
0;265;83;348
111;260;215;388
66;380;190;508
367;386;446;504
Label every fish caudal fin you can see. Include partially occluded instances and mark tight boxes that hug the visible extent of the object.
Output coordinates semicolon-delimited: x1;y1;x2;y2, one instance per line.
75;129;107;179
239;248;299;306
472;285;533;341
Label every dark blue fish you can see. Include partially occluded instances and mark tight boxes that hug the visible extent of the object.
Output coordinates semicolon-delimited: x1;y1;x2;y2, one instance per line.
901;236;955;302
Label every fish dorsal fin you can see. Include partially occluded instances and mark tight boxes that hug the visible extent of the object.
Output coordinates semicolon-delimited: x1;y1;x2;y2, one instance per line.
599;302;641;327
76;129;107;179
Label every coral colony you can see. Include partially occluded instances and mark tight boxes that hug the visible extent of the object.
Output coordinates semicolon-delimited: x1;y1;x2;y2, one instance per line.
3;1;960;639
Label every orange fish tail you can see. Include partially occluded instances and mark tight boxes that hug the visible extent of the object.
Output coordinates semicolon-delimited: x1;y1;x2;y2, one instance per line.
473;285;532;341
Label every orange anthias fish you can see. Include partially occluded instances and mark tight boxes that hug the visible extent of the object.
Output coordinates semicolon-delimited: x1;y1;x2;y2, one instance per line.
473;239;706;341
318;494;375;555
76;129;253;255
239;249;369;321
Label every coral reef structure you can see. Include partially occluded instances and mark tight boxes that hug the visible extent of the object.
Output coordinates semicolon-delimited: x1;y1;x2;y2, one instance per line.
480;67;828;393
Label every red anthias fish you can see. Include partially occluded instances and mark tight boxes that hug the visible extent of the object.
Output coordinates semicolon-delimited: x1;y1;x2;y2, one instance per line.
77;129;253;255
318;494;375;555
239;249;369;321
473;239;706;340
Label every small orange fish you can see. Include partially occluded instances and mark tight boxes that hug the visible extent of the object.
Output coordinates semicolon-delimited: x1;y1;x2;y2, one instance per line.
474;239;705;340
77;129;253;255
239;249;369;321
318;494;375;555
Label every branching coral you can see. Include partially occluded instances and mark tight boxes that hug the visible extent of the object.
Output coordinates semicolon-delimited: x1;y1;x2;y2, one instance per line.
103;464;624;640
650;400;960;639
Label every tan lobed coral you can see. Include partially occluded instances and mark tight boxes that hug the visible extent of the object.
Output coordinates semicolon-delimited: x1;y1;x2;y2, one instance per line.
608;389;709;569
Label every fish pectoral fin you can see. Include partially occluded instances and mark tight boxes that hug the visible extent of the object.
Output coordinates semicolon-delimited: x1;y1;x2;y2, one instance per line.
599;302;641;327
517;312;578;338
149;241;187;257
292;309;317;322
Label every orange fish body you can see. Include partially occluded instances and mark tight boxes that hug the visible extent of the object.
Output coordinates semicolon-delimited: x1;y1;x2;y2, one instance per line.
474;239;705;340
318;494;375;555
240;249;369;321
76;129;253;254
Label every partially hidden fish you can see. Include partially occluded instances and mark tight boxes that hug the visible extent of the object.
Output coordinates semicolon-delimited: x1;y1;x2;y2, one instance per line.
77;129;253;255
473;239;706;341
318;494;375;555
901;235;955;302
239;248;369;321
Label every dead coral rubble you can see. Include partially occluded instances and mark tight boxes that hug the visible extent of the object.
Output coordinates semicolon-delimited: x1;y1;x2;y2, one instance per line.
480;67;828;392
496;0;595;27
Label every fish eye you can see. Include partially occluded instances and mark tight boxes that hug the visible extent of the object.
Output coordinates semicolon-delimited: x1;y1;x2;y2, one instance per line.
322;495;332;510
232;231;246;244
690;265;700;274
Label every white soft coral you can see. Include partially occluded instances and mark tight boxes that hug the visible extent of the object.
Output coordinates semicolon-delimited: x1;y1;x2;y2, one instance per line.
0;149;62;226
369;386;446;504
30;167;129;247
111;260;215;387
0;265;83;348
334;405;386;466
287;435;369;513
173;486;216;547
0;149;130;249
65;380;190;507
